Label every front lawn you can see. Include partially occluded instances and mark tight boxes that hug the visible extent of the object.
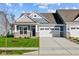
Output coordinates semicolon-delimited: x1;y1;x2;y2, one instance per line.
0;36;39;47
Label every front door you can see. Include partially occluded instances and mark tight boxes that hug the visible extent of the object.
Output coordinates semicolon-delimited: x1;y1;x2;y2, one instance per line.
32;26;36;36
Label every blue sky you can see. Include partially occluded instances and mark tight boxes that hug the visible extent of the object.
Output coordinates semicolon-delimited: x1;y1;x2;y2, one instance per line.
0;3;79;21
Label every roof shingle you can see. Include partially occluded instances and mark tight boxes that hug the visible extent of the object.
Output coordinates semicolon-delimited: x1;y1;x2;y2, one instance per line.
57;9;79;22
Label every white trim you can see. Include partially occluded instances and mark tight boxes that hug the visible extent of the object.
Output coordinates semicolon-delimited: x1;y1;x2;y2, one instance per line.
14;25;17;32
36;25;38;32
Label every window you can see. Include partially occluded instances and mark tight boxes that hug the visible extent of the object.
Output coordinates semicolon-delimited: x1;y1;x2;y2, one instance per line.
71;27;75;29
77;27;79;29
40;28;44;30
50;28;54;30
20;27;23;34
20;30;23;34
19;26;27;34
55;28;59;30
34;15;37;17
67;28;69;30
24;27;27;34
45;28;49;30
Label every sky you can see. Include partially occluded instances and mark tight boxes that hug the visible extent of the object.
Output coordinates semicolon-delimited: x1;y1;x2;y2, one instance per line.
0;3;79;21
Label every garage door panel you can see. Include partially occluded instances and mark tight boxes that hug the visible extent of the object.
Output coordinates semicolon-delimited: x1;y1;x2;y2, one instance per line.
39;30;52;37
39;27;60;37
39;27;52;37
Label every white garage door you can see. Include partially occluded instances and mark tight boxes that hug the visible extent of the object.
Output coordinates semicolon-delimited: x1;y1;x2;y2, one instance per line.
39;27;52;37
70;26;79;37
39;27;60;37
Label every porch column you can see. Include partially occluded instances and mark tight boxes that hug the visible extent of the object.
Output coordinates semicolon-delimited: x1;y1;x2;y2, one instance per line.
30;25;31;37
14;25;17;32
36;25;39;37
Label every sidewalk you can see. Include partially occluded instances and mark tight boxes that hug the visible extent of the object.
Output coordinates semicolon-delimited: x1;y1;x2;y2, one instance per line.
23;51;39;56
0;47;38;50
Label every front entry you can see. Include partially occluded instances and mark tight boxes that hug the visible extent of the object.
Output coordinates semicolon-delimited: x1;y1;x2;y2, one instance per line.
32;26;36;36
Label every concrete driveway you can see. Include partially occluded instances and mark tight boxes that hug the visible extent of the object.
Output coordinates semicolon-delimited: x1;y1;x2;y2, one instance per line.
39;37;79;55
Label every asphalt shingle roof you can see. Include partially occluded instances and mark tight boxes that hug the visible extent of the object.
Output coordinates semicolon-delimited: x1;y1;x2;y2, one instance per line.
57;9;79;22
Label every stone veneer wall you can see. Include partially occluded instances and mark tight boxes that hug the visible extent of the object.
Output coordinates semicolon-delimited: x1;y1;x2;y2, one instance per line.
14;31;30;38
36;32;39;37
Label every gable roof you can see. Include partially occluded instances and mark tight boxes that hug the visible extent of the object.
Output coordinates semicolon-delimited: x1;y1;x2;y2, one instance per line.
57;9;79;22
29;12;49;24
15;12;56;24
15;14;35;23
40;13;56;24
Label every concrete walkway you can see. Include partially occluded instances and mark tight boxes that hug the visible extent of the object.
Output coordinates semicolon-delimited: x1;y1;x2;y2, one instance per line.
39;37;79;55
0;47;38;50
23;51;39;56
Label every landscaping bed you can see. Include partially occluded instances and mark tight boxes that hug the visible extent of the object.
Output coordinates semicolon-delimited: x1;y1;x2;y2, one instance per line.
68;37;79;44
0;36;39;47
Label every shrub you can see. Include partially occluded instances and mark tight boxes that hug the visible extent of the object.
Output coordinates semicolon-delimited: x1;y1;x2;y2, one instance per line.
26;37;30;39
19;36;21;39
73;37;77;40
24;37;27;39
76;38;79;42
69;36;72;39
7;34;14;37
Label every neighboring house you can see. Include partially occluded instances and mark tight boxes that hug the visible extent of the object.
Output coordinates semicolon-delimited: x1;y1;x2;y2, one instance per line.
0;11;10;36
13;10;79;38
56;10;79;38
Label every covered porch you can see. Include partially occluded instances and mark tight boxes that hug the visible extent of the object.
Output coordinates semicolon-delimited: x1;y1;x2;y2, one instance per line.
14;23;38;38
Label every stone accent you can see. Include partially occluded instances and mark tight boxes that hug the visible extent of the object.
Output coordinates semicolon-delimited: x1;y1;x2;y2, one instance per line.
14;31;31;38
36;32;39;37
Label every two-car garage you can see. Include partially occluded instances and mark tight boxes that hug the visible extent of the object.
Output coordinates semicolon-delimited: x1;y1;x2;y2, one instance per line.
39;24;61;37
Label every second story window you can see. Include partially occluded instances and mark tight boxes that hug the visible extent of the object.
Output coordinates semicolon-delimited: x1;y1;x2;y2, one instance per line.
34;15;37;17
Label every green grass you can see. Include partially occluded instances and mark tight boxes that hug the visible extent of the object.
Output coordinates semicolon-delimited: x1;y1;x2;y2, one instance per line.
0;36;39;47
0;50;37;55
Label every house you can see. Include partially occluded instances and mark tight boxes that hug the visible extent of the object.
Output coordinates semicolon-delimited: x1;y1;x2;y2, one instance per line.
13;12;56;38
56;10;79;38
0;11;10;36
13;10;79;38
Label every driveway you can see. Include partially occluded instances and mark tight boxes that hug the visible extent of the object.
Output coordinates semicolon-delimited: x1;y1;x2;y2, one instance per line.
39;37;79;55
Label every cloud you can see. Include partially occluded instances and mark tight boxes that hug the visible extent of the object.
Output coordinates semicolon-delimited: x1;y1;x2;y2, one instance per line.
6;3;12;7
33;3;48;9
38;5;48;9
48;9;56;13
64;7;70;9
33;3;48;6
19;3;23;7
72;7;77;9
38;3;48;6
